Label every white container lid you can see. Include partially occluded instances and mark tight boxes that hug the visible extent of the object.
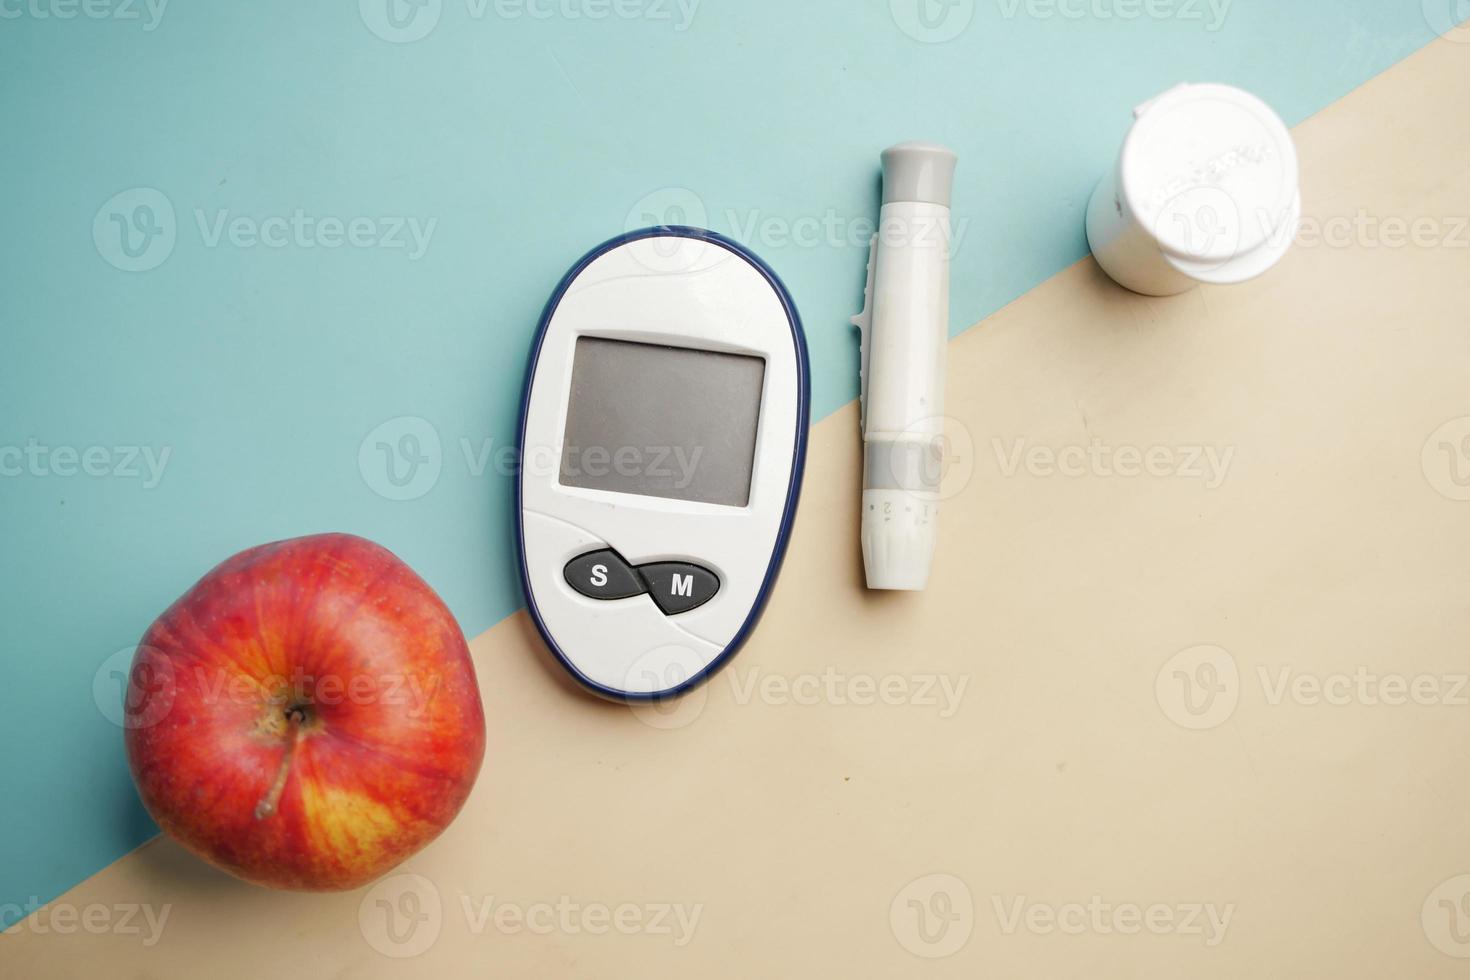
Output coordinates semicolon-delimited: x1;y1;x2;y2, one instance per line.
1121;83;1300;283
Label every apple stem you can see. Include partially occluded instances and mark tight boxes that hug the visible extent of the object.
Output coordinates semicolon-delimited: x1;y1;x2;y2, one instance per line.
254;708;306;821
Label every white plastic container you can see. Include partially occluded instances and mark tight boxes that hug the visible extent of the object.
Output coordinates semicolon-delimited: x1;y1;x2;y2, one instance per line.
1086;83;1302;297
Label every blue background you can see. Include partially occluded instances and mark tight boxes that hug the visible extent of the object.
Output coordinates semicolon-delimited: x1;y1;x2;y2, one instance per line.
0;0;1455;925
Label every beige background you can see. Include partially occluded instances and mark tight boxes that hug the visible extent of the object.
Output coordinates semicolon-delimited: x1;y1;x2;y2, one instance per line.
6;35;1470;979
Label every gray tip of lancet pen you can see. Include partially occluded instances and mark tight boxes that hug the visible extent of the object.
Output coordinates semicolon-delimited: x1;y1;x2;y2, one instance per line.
881;141;958;207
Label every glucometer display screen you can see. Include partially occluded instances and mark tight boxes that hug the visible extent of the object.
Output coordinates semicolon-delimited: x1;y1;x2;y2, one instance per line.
559;337;766;507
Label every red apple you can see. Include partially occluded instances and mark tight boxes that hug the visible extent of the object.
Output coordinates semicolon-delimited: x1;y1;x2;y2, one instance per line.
124;533;486;891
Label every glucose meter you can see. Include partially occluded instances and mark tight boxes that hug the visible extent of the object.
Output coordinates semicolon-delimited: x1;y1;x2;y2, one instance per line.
516;227;809;701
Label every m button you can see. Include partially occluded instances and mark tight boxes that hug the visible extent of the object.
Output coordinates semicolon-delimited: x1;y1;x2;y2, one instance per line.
638;562;720;616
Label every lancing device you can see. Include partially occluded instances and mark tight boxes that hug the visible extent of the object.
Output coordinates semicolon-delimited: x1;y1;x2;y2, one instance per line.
852;142;957;591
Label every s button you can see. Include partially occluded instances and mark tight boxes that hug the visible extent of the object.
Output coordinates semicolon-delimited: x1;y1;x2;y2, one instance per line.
564;550;646;601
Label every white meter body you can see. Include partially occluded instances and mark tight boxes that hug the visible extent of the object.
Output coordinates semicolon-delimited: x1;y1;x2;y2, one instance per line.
516;227;809;701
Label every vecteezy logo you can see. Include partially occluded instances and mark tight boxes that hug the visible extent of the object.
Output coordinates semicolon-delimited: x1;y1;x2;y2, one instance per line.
1422;417;1470;502
889;0;975;43
358;416;443;501
624;186;708;234
1423;0;1470;44
889;873;974;959
359;873;443;958
92;645;175;730
1150;185;1244;274
360;0;442;43
625;645;710;731
93;188;176;272
1423;874;1470;958
623;187;710;274
1156;645;1240;730
892;415;977;502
